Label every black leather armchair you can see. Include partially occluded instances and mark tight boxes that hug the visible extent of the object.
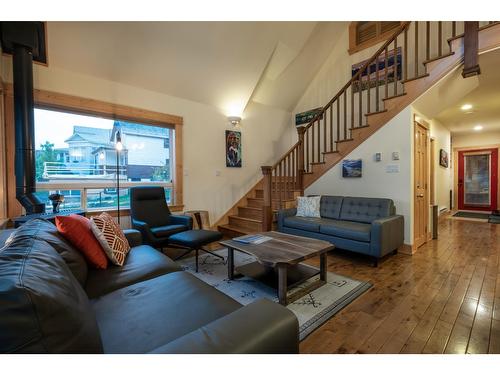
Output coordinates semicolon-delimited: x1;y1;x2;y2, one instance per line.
130;186;192;248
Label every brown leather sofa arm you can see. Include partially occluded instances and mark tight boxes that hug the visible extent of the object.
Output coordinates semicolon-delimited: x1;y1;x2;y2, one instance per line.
149;299;299;354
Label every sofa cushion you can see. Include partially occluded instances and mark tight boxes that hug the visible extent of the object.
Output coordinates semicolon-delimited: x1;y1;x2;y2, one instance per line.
320;196;344;219
90;212;131;266
0;220;103;353
85;245;181;298
339;197;394;223
296;196;321;218
150;224;188;238
319;220;371;242
14;219;89;286
283;216;323;232
91;271;242;353
55;214;109;269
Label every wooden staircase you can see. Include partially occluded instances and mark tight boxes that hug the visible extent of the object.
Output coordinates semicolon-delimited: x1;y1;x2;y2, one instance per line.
217;21;500;237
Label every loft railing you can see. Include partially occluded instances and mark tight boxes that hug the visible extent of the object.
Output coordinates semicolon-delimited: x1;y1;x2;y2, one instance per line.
43;161;127;180
261;21;499;231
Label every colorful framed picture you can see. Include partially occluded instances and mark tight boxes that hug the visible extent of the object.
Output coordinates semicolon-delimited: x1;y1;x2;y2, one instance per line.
226;130;242;168
342;159;362;177
352;47;402;93
440;149;448;168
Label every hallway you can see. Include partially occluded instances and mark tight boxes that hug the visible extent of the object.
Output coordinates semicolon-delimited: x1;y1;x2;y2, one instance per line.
301;215;500;353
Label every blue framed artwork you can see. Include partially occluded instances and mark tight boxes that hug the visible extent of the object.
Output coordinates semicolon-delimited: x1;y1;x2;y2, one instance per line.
342;159;362;178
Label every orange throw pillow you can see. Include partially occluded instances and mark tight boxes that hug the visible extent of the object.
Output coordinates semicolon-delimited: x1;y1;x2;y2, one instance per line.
55;214;108;269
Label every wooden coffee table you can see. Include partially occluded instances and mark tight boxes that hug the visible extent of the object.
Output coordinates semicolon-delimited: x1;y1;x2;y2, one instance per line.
220;231;334;306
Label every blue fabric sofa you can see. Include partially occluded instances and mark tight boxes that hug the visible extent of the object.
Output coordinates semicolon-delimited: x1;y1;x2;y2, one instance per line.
277;196;404;265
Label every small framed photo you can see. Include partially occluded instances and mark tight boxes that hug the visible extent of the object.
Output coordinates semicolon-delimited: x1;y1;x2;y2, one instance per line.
342;159;362;178
439;149;448;168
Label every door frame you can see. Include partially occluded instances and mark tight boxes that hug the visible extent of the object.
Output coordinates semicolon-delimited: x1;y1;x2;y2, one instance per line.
413;116;431;249
453;144;500;212
457;147;498;212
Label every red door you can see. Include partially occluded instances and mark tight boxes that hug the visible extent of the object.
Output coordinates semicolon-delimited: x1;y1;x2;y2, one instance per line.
458;148;498;211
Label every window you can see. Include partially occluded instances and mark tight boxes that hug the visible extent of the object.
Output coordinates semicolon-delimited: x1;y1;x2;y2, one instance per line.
349;21;402;55
34;108;175;212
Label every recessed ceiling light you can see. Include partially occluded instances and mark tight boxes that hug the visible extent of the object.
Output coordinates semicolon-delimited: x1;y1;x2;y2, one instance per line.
474;125;483;131
461;104;473;111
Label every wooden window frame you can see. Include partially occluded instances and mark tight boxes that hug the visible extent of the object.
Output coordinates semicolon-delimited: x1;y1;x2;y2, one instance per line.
348;21;403;55
2;85;184;218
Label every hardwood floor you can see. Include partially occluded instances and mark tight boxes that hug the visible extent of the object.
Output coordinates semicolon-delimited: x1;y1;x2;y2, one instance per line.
300;216;500;354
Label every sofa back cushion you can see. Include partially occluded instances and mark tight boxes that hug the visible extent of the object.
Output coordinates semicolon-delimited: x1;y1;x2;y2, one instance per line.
320;196;344;219
9;219;89;286
339;197;395;223
0;220;103;353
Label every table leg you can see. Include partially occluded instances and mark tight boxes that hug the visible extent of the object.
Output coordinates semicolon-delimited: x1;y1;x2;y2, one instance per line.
195;249;199;273
277;264;288;305
227;247;234;280
320;252;327;282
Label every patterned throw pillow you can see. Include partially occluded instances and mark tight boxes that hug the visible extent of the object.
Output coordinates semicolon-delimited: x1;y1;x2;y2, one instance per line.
295;196;321;218
90;213;131;266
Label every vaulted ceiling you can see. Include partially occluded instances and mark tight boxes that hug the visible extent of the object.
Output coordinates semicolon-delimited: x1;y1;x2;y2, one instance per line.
40;21;348;114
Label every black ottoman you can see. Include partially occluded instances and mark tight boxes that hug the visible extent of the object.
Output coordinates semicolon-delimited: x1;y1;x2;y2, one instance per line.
169;229;224;272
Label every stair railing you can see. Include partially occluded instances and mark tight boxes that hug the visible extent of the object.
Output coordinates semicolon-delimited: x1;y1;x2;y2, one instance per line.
261;21;498;231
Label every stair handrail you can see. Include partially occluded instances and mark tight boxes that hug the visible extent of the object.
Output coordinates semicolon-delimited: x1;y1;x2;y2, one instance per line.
300;21;411;133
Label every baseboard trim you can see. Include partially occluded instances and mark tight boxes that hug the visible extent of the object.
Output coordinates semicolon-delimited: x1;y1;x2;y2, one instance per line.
399;243;415;255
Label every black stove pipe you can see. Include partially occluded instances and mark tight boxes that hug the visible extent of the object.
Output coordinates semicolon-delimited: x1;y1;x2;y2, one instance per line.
12;44;45;214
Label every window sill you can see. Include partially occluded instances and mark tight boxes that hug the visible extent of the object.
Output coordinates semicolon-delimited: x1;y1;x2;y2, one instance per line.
84;204;185;217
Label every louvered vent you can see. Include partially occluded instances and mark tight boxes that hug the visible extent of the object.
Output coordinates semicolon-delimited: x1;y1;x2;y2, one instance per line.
380;21;401;34
357;22;377;44
356;21;401;46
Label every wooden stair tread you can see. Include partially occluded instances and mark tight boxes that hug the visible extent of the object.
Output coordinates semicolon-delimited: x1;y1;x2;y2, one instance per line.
310;161;325;165
247;197;295;202
239;206;261;211
349;124;370;130
365;109;387;116
322;150;339;154
401;73;430;84
423;52;454;65
382;92;407;101
228;215;261;223
218;224;254;235
336;138;354;143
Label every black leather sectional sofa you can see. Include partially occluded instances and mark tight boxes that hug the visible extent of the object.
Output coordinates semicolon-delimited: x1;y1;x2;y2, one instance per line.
0;219;298;354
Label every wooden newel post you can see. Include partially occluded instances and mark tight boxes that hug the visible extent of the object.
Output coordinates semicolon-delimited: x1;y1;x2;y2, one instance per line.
462;21;480;78
261;165;273;231
296;126;306;195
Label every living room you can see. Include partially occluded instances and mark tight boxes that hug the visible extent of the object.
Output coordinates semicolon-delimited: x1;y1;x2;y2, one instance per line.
1;1;500;373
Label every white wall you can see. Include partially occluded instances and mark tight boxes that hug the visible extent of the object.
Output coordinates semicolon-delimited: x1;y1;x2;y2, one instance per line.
430;119;452;213
452;131;500;148
277;26;385;152
1;57;292;224
306;107;413;245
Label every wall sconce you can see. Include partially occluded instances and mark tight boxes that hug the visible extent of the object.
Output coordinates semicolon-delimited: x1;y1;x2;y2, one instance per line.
227;116;242;127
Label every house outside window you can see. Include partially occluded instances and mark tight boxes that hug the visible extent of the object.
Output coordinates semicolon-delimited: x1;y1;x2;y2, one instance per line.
34;108;174;212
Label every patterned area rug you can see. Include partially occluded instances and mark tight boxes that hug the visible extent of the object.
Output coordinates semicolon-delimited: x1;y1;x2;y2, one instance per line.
177;249;372;340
